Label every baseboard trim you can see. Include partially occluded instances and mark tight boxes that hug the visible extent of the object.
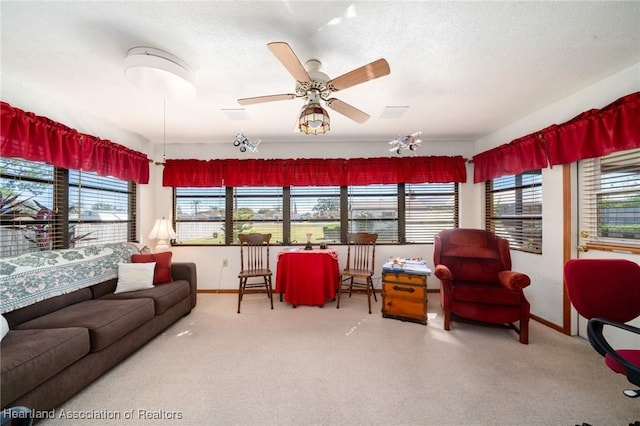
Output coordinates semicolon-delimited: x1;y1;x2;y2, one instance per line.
198;288;441;294
531;313;565;334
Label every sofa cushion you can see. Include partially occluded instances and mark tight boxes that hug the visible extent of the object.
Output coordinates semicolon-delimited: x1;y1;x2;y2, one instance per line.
100;280;190;315
3;287;93;328
1;327;90;407
131;252;173;284
15;299;154;352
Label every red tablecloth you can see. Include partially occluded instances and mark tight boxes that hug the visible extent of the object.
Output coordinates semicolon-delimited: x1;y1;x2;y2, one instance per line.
275;249;339;307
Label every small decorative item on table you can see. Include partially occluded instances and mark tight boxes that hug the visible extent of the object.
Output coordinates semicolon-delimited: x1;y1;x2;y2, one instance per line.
304;232;313;250
381;258;431;325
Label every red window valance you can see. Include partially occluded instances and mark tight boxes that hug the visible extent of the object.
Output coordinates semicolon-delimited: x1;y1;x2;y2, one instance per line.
163;156;467;187
1;101;150;184
473;131;549;183
473;92;640;183
545;92;640;165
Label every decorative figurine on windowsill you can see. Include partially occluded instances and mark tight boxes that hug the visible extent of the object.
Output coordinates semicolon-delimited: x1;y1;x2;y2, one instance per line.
305;233;313;250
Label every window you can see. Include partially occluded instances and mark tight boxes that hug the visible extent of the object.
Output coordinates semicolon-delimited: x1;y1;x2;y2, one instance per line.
405;183;458;243
0;158;58;256
348;184;398;242
232;187;283;243
68;170;136;247
579;148;640;249
486;170;542;253
173;183;459;246
290;186;340;244
0;157;137;257
174;187;227;244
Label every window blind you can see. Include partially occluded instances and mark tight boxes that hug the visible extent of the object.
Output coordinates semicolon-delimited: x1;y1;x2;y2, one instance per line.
0;158;60;255
68;170;136;247
174;187;227;244
579;148;640;249
347;184;399;242
290;186;341;244
485;170;542;253
406;183;458;243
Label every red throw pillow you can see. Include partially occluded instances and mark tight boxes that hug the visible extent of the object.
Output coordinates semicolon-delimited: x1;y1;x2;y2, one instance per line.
131;252;173;285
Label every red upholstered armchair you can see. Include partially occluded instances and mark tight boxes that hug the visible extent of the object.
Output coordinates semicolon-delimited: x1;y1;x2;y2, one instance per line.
433;228;531;344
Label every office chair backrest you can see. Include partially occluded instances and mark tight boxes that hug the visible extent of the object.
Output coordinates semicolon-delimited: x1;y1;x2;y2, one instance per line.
564;258;640;323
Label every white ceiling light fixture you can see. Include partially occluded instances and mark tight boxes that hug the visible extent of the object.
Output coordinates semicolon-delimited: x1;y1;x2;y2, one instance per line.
298;90;330;135
124;47;195;100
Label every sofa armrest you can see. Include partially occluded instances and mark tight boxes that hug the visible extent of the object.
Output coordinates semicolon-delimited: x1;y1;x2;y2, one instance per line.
171;262;197;309
498;270;531;290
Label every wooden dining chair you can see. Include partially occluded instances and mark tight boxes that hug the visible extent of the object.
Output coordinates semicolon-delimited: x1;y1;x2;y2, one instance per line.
237;233;274;313
336;232;378;314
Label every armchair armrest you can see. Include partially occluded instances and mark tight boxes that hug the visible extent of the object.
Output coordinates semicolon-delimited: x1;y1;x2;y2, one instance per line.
588;318;640;386
498;271;531;290
434;264;453;281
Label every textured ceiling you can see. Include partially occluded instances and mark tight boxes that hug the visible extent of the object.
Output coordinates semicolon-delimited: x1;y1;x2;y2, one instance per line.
1;1;639;145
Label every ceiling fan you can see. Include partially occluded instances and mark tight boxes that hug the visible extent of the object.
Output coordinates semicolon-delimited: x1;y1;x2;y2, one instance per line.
237;42;390;133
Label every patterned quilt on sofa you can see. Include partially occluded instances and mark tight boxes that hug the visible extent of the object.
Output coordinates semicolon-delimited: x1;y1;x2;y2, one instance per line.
0;242;139;314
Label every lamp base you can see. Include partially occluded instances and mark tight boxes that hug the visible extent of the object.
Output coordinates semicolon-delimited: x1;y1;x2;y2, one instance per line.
304;242;313;250
154;240;171;252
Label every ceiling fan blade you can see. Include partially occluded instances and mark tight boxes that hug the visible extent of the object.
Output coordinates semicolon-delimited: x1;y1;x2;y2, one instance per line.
327;58;390;91
238;94;297;106
267;42;311;83
326;98;370;124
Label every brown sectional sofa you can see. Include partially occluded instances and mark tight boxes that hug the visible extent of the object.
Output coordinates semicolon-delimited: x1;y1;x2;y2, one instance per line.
0;261;197;413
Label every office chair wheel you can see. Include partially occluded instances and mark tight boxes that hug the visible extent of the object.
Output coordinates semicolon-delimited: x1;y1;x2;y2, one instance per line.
623;388;639;398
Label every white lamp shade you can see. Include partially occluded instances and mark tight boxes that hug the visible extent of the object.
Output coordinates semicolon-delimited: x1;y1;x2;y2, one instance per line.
149;219;177;240
124;47;195;100
148;219;177;252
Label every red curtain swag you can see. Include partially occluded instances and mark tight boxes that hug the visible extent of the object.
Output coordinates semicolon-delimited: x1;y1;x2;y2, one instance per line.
1;102;149;184
163;156;467;187
546;92;640;166
473;132;549;183
473;92;640;183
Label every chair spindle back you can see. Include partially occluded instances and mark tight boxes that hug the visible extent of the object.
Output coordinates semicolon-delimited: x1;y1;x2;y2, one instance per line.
346;232;378;273
239;233;271;272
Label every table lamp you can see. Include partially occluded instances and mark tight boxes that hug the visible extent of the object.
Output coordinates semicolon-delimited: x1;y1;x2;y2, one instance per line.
148;218;177;252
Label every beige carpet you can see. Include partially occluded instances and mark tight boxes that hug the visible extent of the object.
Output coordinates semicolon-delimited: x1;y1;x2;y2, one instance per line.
39;293;638;425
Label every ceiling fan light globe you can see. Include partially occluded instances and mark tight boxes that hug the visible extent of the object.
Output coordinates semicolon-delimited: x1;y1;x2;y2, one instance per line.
308;120;323;129
298;102;330;135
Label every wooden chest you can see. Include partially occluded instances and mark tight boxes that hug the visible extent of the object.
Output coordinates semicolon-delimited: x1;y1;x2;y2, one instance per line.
381;271;428;325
